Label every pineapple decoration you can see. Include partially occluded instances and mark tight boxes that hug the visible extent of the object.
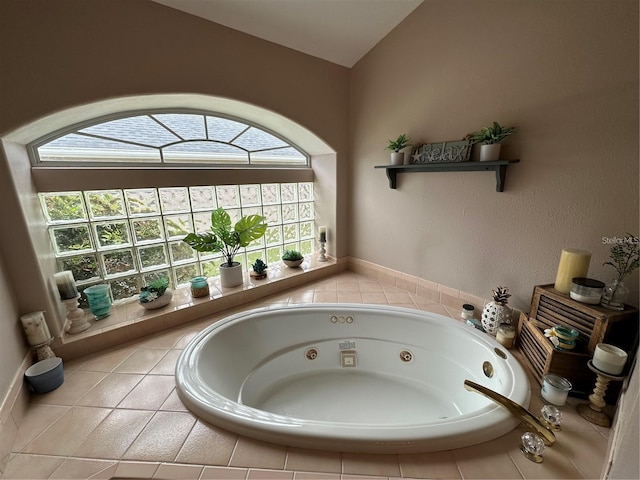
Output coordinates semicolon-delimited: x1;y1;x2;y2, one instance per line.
482;286;512;336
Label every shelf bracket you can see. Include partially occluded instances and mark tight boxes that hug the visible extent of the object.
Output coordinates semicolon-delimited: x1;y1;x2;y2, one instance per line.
375;160;519;192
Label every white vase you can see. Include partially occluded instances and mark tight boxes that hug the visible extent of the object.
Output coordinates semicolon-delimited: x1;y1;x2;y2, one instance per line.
390;152;404;165
480;144;501;162
220;262;243;288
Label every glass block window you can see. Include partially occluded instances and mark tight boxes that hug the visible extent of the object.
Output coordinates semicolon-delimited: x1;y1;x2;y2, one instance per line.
40;183;315;301
31;112;308;167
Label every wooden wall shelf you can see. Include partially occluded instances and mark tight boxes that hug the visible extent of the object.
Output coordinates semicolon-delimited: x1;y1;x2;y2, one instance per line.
374;160;520;192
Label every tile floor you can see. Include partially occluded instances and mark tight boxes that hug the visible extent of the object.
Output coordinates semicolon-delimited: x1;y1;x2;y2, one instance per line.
4;271;611;479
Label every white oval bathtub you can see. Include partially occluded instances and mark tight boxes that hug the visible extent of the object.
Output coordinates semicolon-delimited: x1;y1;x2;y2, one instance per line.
175;304;530;453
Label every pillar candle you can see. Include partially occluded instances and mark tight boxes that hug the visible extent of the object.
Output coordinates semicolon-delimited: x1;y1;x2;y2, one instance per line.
554;249;591;294
20;311;52;346
54;271;78;299
319;226;327;243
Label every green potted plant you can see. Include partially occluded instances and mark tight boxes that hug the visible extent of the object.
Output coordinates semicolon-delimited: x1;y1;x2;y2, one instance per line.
250;258;268;280
139;277;173;310
386;133;411;165
601;235;639;310
467;121;515;161
183;208;267;288
282;249;304;268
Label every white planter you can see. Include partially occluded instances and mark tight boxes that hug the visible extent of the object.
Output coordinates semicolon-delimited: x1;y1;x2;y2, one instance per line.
220;262;244;288
390;152;405;165
479;144;501;162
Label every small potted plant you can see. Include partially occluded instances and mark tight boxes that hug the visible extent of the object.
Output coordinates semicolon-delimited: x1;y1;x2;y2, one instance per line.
183;208;267;288
601;234;639;310
250;258;268;280
386;133;411;165
467;121;515;161
282;249;304;268
139;277;173;310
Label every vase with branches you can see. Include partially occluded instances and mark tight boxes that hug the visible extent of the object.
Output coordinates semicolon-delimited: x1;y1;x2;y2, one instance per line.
601;234;639;310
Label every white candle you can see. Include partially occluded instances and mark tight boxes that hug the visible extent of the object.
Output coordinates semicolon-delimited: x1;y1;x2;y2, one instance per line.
319;226;327;243
54;271;78;299
20;311;52;346
554;249;591;294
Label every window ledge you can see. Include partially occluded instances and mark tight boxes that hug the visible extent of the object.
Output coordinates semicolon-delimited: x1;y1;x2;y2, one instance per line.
52;257;343;360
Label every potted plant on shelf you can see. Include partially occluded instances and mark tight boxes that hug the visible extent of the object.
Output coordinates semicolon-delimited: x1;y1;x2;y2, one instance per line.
601;234;639;310
183;208;267;288
250;258;268;280
386;134;411;165
466;121;515;161
282;249;304;268
139;277;173;310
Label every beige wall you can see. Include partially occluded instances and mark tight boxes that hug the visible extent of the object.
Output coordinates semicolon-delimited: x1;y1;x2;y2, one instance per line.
350;0;639;311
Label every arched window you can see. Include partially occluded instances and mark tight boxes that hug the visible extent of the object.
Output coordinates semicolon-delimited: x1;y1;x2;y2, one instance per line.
30;110;315;303
30;110;308;166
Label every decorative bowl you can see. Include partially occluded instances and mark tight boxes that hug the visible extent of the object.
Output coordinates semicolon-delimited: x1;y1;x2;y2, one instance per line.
139;289;173;310
283;259;303;268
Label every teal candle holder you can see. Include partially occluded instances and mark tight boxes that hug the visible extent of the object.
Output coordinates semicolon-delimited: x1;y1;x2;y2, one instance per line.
84;284;112;320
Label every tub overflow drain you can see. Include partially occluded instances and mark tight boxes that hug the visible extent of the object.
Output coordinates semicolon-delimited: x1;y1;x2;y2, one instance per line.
399;350;413;362
305;348;318;360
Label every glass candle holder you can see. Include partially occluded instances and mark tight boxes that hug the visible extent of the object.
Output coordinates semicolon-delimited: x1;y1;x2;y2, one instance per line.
84;284;112;320
190;276;210;298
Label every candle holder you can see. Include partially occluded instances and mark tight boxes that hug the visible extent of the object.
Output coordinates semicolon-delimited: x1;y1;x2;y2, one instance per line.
63;294;91;334
577;360;625;427
33;339;56;361
318;241;327;262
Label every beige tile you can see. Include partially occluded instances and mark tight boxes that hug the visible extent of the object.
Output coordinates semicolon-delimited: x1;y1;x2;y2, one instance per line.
76;373;144;408
439;292;463;310
74;408;155;459
114;460;160;479
337;292;363;303
358;282;385;293
12;404;69;452
149;349;182;375
288;289;316;304
175;419;237;465
384;292;414;304
335;281;360;292
293;472;340;480
438;284;460;298
153;462;203;479
229;436;287;469
173;330;202;349
398;450;461;479
360;293;388;304
87;462;119;480
139;328;188;349
201;466;249;479
49;457;117;479
342;453;401;477
31;370;108;406
313;292;337;303
314;280;337;292
247;469;294;479
285;447;342;474
2;453;65;479
123;411;196;461
556;429;608;478
77;346;135;372
416;304;451;316
159;388;189;412
118;375;175;410
396;277;418;294
113;348;168;374
23;406;111;456
0;415;18;473
414;286;440;304
453;431;522;479
507;430;582;479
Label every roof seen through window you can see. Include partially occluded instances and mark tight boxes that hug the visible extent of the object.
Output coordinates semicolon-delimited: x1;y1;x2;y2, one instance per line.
33;112;308;166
